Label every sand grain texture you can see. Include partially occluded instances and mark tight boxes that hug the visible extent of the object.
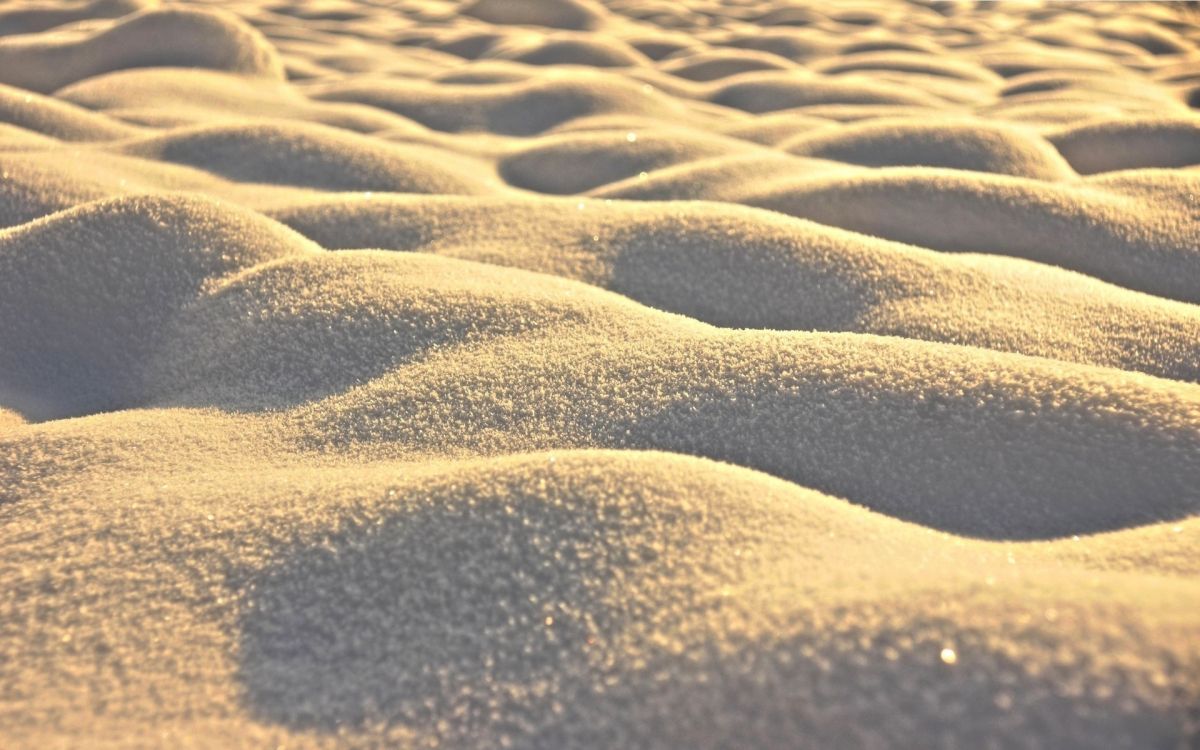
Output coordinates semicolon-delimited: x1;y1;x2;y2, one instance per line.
1;1;1199;748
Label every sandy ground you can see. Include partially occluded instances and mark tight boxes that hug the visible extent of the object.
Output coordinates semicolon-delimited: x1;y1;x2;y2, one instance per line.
1;0;1199;747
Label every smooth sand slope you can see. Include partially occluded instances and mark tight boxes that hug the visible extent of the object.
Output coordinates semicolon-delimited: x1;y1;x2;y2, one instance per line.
1;1;1199;748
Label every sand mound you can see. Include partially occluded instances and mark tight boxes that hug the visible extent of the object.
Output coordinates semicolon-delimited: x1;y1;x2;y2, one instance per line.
659;48;797;81
308;74;689;135
0;0;155;36
711;72;945;112
271;195;1200;383
119;121;493;193
1048;116;1200;173
488;32;648;68
56;68;424;133
589;152;854;202
2;0;1199;747
814;50;1003;85
499;129;746;193
0;123;60;150
233;451;1199;747
718;110;834;145
3;194;1193;537
0;152;130;225
2;425;1197;747
8;217;1182;539
783;117;1075;178
736;168;1200;303
716;29;830;63
0;146;321;227
0;7;284;93
0;194;315;418
463;0;606;31
0;83;141;140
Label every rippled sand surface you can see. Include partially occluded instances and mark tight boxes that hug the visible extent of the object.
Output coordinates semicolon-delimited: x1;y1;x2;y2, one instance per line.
2;1;1199;747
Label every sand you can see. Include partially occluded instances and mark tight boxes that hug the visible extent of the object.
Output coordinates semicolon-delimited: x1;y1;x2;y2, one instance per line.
1;1;1198;748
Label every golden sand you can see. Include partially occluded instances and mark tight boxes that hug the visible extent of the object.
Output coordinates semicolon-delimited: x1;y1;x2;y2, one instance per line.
1;1;1198;747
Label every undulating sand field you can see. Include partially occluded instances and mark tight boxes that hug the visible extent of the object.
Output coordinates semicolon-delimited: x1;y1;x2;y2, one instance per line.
1;0;1199;747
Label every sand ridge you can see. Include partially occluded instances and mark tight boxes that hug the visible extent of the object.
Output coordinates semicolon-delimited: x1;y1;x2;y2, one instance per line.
1;0;1199;748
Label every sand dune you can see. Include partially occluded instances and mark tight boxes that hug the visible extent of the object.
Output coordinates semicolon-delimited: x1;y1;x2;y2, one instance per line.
1;0;1199;748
